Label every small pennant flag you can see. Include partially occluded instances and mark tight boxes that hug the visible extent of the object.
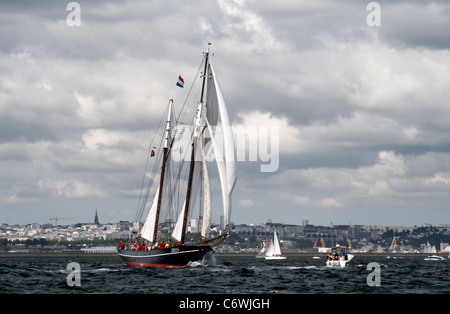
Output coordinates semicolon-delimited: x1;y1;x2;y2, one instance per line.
176;75;184;88
150;149;155;157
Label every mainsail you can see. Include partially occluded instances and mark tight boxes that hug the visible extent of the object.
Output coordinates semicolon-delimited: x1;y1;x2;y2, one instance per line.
266;231;282;257
138;46;236;246
200;141;212;239
204;62;236;228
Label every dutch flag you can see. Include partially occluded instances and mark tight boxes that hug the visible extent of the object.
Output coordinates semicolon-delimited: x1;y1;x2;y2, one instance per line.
176;75;184;88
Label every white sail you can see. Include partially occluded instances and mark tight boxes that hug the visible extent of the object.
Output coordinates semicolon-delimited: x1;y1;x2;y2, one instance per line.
273;231;282;256
265;231;282;256
265;231;286;260
200;140;212;239
423;241;437;254
205;118;228;226
206;63;236;227
171;199;186;243
431;245;437;253
140;185;159;243
265;238;275;257
171;155;202;242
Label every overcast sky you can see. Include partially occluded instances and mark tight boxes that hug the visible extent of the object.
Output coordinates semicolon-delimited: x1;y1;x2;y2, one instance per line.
1;0;450;227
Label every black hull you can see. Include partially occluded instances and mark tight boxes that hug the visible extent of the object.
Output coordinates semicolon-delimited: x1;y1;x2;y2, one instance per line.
118;245;213;268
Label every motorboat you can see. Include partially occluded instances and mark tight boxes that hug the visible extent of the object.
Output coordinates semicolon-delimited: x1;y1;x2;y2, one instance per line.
424;254;444;261
326;246;353;267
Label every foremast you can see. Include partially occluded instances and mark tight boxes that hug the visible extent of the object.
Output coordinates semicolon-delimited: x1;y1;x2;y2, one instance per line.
153;98;173;243
139;98;174;245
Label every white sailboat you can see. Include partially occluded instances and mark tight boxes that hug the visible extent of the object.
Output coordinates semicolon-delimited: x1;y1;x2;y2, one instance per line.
265;231;286;260
422;241;437;254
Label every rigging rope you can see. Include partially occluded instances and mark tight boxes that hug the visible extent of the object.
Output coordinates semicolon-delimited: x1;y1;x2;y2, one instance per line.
135;103;169;223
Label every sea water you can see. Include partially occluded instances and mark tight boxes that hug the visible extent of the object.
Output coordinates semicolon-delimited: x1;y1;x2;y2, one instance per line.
1;255;449;295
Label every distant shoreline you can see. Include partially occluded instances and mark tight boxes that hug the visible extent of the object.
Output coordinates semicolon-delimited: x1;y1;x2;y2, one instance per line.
0;251;447;259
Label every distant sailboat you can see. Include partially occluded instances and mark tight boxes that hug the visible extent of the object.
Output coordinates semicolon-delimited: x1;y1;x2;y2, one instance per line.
118;44;237;267
265;231;286;260
422;241;438;254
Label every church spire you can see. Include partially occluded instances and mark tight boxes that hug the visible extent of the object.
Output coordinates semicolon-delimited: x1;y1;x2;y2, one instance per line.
94;209;99;225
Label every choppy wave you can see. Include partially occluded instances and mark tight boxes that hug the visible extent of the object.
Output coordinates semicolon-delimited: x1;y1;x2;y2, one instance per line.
1;256;449;294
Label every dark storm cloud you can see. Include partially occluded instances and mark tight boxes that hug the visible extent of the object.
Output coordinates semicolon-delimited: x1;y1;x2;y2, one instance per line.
1;0;450;226
376;1;450;49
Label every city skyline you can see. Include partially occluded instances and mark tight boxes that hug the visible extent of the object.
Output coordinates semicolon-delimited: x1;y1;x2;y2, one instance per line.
3;209;449;230
1;1;450;227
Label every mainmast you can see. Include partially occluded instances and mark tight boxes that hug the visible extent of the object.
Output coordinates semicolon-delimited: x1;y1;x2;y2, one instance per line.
200;43;210;103
180;45;210;243
152;98;173;243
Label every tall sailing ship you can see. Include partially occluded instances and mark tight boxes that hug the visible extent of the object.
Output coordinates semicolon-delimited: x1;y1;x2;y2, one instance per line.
118;45;237;267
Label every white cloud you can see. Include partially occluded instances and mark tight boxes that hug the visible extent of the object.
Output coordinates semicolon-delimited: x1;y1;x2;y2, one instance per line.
319;198;344;209
238;199;254;208
426;173;450;185
42;179;108;199
234;111;302;155
217;0;287;54
293;196;311;206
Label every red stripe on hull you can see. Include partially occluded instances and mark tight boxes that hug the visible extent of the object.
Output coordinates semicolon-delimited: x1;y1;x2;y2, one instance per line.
125;261;184;268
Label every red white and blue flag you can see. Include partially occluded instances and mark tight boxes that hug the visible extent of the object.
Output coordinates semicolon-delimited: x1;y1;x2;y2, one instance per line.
176;75;184;88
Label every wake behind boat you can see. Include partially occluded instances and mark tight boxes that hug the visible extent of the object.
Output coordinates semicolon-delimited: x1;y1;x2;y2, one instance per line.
118;45;237;268
255;240;267;258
